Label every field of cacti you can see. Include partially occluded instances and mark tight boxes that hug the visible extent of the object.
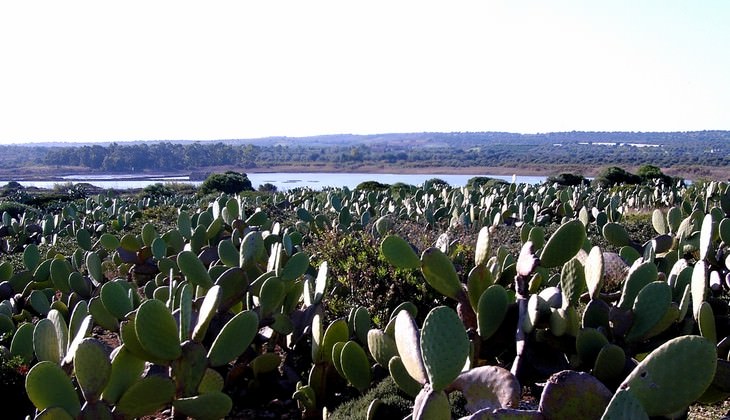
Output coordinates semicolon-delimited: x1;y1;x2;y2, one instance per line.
1;177;729;419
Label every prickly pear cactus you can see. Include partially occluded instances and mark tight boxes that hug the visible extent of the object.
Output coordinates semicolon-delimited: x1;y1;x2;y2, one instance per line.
618;335;716;416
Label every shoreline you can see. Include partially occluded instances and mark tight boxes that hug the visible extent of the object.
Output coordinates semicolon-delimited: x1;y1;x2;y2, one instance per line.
0;163;727;182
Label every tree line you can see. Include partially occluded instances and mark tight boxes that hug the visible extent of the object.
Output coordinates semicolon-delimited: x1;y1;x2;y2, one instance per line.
2;130;728;173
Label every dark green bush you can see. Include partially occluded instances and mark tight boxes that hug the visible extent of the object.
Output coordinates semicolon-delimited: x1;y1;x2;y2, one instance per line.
546;173;589;186
466;176;507;189
199;171;254;195
594;166;641;187
355;180;390;191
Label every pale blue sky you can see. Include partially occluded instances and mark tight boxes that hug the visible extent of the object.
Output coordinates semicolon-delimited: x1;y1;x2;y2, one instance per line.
1;1;728;144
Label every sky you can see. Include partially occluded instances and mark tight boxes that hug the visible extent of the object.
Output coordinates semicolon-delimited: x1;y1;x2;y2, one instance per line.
1;1;729;144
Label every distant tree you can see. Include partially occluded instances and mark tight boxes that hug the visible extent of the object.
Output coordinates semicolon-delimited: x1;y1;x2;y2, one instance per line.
199;171;254;195
355;180;390;191
546;173;588;186
637;164;674;185
258;183;278;193
466;176;506;189
423;178;450;189
594;166;641;187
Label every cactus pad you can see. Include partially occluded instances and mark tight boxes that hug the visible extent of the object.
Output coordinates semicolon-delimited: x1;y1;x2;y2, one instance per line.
173;391;233;420
448;365;520;412
207;310;258;367
394;310;427;385
540;219;586;268
341;340;372;392
26;361;81;418
381;234;421;269
420;306;469;392
538;370;612;419
135;299;181;361
420;247;464;300
619;335;716;416
74;338;111;403
477;284;509;340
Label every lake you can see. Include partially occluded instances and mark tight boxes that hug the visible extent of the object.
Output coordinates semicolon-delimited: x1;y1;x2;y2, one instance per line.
2;173;546;191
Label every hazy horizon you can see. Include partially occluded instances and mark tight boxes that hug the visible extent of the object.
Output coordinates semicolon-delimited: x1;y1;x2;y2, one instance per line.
2;1;729;144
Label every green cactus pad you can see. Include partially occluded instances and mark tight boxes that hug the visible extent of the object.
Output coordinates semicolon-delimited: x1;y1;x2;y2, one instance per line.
367;329;399;368
29;289;51;317
620;335;716;416
50;258;72;293
475;226;492;267
320;318;349;364
697;301;717;344
540;219;586;268
198;368;225;394
172;341;208;398
239;231;265;268
259;276;286;318
420;306;469;392
381;234;420;269
24;243;41;271
388;356;422;398
448;365;520;412
348;306;370;345
412;386;451;420
652;209;668;235
74;338;111;403
699;214;715;261
603;222;631;247
538;370;612;419
101;345;145;404
172;391;233;420
477;284;509;340
191;285;222;342
33;318;61;363
601;389;649;420
99;233;120;250
135;299;181;361
100;281;133;320
63;314;93;366
207;310;259;367
618;261;658;310
394;310;428;385
281;252;310;281
467;264;493;310
332;341;346;378
341;340;372;392
420;247;464;300
177;250;213;290
691;261;707;320
114;376;175;419
560;258;586;308
217;239;239;267
582;298;610;330
313;261;328;304
626;281;672;343
719;218;730;245
576;328;609;368
584;247;604;299
85;252;103;285
10;322;35;363
26;361;81;418
36;407;76;419
592;344;626;385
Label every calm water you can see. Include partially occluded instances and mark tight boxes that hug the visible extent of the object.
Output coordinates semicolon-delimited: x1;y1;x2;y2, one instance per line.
2;173;546;191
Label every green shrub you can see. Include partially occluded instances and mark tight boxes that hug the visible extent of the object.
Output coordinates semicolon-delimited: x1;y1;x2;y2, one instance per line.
594;166;641;187
546;172;589;186
199;171;254;195
355;180;390;191
466;176;507;189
